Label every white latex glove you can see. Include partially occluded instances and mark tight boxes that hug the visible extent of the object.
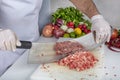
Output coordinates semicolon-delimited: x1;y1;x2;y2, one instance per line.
91;15;111;44
0;29;21;51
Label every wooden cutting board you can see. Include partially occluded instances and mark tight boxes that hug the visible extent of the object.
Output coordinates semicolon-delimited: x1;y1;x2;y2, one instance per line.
30;47;104;80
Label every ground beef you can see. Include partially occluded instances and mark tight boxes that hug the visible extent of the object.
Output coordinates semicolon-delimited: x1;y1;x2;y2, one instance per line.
54;41;84;55
54;41;98;71
58;51;98;71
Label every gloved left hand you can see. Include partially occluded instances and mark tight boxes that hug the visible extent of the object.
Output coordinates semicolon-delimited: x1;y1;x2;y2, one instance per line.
0;29;21;51
91;14;111;43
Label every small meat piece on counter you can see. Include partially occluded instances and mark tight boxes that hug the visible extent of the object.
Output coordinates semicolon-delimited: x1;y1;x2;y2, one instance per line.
54;41;84;55
58;51;98;71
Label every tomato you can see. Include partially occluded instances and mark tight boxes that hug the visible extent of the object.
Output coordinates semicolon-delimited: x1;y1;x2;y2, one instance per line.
82;24;87;29
67;22;74;29
78;24;83;29
111;28;118;39
84;29;91;34
78;24;87;32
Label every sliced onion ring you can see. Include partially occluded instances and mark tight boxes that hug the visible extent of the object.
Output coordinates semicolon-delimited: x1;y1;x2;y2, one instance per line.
108;46;120;52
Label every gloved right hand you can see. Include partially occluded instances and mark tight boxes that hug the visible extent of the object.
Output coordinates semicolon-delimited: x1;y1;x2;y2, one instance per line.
91;15;111;44
0;29;21;51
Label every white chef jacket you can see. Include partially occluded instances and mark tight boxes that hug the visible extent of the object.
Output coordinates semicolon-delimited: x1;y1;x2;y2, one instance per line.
0;0;51;76
0;0;43;41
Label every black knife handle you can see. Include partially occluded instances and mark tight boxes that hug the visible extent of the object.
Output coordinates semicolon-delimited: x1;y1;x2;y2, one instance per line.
16;41;32;49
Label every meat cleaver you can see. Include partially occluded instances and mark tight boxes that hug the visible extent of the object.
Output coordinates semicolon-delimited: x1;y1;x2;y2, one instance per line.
17;33;105;64
17;41;57;64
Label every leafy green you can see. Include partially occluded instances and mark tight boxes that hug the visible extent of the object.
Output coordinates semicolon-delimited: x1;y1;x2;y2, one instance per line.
84;20;92;30
118;29;120;36
51;6;91;28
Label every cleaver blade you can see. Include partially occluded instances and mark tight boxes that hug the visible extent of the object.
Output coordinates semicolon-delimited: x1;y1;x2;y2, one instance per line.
17;41;67;64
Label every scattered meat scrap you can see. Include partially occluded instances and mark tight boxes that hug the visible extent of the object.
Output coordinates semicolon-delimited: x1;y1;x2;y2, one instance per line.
80;78;87;80
112;66;115;69
41;64;47;69
105;73;108;75
114;74;117;77
104;67;107;69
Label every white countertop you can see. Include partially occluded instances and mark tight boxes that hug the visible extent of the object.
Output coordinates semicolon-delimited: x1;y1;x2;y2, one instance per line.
0;50;39;80
0;39;120;80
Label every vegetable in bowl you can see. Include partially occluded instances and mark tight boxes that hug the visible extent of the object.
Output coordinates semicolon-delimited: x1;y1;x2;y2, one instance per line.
42;6;92;38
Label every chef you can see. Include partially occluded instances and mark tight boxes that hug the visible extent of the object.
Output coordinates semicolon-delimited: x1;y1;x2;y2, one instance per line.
0;0;44;76
0;0;114;76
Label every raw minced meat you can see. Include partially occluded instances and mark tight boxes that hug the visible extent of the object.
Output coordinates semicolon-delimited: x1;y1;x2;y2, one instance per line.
58;51;98;71
54;41;84;55
54;41;99;71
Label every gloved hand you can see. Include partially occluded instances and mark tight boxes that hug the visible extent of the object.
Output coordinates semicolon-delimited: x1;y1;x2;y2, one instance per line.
0;29;21;51
91;14;111;43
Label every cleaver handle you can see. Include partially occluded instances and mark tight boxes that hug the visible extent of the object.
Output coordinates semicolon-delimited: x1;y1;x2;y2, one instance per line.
16;41;32;49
